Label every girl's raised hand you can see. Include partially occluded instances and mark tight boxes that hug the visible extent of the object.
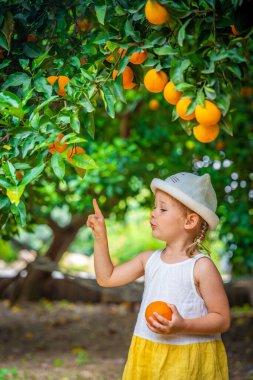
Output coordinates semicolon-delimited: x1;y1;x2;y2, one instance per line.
86;199;107;239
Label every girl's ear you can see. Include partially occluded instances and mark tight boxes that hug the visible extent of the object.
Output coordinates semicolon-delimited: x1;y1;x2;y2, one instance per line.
184;213;200;230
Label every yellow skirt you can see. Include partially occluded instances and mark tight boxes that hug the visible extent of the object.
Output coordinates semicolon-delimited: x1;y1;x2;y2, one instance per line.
122;335;228;380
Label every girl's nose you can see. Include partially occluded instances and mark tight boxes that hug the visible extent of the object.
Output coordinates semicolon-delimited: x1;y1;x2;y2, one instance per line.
151;209;156;217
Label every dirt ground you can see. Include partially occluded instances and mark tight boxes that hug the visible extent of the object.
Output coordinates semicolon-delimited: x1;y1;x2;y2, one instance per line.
0;300;252;380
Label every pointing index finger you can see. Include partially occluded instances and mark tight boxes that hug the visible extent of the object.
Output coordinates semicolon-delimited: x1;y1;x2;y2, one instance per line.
93;198;103;217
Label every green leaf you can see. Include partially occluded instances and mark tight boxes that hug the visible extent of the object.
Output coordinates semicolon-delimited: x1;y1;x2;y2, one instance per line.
153;46;176;56
0;195;10;209
23;43;42;58
70;111;80;133
3;161;18;185
34;77;53;96
79;96;95;113
1;73;30;90
101;85;115;118
178;19;192;47
0;59;11;70
11;201;26;226
227;65;242;79
86;112;95;139
220;114;233;136
170;59;191;84
215;94;230;116
95;4;107;25
22;135;37;157
0;32;8;50
0;91;21;107
32;48;51;70
113;75;126;103
204;86;216;100
71;154;97;169
0;177;12;188
30;96;58;116
19;59;29;70
20;164;45;186
80;68;93;81
124;19;138;39
196;90;205;106
51;153;65;179
175;83;195;91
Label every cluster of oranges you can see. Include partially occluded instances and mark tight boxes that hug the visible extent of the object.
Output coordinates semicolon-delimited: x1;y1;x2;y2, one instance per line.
48;133;85;166
143;68;221;143
46;1;222;144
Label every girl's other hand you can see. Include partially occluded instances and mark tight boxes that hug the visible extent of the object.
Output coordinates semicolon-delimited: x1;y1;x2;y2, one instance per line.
86;199;107;239
147;304;185;335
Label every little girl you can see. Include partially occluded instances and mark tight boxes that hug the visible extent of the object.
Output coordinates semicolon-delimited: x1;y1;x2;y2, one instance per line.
87;172;230;380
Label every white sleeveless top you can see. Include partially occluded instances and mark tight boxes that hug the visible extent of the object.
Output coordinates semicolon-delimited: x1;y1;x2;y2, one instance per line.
134;249;221;345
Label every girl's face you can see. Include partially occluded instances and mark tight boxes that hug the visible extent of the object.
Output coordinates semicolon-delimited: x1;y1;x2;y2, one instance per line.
150;190;187;242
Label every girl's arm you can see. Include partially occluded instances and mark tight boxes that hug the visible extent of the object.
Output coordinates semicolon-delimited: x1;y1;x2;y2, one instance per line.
147;257;231;334
87;199;153;287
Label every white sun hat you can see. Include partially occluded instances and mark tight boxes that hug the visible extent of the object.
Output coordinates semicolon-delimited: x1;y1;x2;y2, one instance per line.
150;172;219;230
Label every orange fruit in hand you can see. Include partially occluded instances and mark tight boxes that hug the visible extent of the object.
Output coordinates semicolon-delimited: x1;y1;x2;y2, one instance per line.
176;97;195;120
144;69;168;93
129;46;148;65
67;146;86;165
195;100;221;127
145;301;172;323
149;99;160;110
145;0;169;25
163;81;182;105
193;124;220;143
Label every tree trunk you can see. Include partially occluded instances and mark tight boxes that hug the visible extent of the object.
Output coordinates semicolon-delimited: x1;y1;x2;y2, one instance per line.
11;214;86;303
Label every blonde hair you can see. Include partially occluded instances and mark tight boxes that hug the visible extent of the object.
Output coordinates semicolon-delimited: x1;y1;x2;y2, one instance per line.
169;196;211;257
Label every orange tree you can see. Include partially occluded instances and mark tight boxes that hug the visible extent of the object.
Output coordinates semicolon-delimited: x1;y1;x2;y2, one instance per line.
0;0;252;293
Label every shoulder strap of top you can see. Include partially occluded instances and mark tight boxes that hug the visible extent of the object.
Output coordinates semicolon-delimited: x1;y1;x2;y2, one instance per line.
145;248;162;270
192;252;213;262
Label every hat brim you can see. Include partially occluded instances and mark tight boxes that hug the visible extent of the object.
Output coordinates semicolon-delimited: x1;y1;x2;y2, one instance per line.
150;178;219;230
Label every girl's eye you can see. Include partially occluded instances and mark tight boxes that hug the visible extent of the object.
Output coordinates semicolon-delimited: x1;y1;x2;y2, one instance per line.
161;209;167;212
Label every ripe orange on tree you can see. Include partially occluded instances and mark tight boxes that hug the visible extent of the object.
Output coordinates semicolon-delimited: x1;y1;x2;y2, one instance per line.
176;97;195;120
67;146;86;166
27;34;37;42
48;133;68;154
195;100;221;127
145;301;172;323
145;0;169;25
230;24;239;36
144;69;168;93
80;58;86;65
129;45;148;65
113;66;136;90
215;140;225;150
163;81;182;105
16;171;23;181
47;75;70;96
193;124;220;143
76;18;93;32
149;99;160;110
